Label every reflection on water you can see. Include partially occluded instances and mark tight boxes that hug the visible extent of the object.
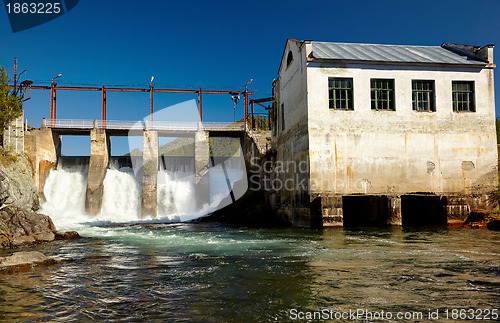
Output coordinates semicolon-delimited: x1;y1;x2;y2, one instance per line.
0;225;499;322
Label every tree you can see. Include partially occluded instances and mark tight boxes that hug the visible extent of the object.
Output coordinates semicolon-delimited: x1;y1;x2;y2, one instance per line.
0;66;23;135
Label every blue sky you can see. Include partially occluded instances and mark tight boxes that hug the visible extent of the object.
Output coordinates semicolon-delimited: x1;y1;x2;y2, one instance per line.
1;0;500;155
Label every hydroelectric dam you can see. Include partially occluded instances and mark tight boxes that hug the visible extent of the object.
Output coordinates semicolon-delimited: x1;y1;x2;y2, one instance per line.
24;118;270;219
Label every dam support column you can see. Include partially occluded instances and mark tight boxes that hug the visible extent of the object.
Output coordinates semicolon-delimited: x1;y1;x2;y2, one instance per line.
141;130;158;218
24;119;61;196
387;195;402;226
195;130;210;210
85;128;110;215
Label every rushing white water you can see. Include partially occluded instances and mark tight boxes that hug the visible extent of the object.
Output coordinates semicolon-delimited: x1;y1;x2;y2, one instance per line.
100;168;142;221
41;166;88;228
40;161;238;231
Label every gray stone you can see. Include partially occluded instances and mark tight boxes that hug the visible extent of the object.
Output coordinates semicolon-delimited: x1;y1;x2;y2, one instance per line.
0;154;40;212
0;251;59;269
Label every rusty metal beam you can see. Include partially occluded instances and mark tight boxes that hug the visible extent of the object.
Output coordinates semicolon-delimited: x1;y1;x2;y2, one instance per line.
10;83;255;125
255;102;270;109
9;84;254;95
249;97;272;103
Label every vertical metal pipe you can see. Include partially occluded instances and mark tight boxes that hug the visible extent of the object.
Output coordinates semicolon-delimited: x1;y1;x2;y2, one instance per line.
50;83;54;120
198;88;202;122
14;58;17;95
251;101;255;130
150;84;153;123
268;105;271;131
243;92;248;131
102;85;106;128
52;85;57;124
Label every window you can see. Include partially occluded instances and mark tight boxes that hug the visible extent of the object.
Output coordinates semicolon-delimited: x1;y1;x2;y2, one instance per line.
371;79;395;111
286;51;293;68
452;81;475;112
281;103;285;131
412;80;435;112
328;78;353;110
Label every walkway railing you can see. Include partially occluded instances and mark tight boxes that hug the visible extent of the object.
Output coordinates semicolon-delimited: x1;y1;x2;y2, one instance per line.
46;119;246;131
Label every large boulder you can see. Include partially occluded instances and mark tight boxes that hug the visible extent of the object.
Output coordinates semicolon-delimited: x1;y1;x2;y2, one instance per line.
0;205;79;248
0;155;40;211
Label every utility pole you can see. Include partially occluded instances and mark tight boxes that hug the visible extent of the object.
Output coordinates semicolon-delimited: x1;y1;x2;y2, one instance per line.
14;58;17;95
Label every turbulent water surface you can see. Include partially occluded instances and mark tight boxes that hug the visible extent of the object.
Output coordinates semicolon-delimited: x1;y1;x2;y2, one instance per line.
1;225;499;322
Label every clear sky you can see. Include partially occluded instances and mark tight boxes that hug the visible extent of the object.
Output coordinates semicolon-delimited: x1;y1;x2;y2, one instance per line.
1;0;500;155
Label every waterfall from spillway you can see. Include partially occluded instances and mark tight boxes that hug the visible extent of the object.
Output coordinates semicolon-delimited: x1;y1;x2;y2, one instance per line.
40;159;227;231
41;163;88;228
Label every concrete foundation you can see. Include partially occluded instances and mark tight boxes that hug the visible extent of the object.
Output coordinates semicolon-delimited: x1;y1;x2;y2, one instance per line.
85;128;110;215
141;130;158;218
24;124;61;197
195;130;210;210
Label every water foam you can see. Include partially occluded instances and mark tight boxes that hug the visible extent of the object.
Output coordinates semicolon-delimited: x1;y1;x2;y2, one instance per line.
40;163;228;231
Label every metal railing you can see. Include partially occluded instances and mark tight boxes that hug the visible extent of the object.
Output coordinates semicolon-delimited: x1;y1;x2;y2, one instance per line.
46;119;245;131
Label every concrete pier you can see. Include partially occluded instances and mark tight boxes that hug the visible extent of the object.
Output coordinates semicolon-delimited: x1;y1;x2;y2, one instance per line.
85;128;110;215
141;130;158;218
194;130;210;210
24;123;61;196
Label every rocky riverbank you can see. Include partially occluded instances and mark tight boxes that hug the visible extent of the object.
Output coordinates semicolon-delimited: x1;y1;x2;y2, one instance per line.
0;152;79;265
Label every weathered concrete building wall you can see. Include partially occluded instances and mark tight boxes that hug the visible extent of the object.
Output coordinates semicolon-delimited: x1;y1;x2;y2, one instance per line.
274;39;315;227
306;63;497;225
307;63;496;193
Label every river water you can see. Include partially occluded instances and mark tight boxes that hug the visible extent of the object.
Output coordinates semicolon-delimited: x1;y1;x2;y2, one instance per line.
1;225;499;322
0;165;499;322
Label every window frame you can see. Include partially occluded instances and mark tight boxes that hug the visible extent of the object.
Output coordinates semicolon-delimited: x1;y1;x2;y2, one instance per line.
370;78;395;111
328;77;354;110
412;80;436;112
452;81;475;112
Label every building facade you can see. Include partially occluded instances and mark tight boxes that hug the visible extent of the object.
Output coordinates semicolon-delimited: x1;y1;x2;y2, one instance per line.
272;39;497;228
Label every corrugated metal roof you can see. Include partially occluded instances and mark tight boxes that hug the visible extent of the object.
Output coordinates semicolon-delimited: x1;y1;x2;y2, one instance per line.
311;42;486;66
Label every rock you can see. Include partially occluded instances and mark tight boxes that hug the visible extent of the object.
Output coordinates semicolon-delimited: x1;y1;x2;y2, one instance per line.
0;155;40;212
0;205;78;248
0;171;10;205
486;219;500;231
0;251;60;271
0;155;79;249
54;231;80;240
464;209;489;225
12;235;36;245
33;231;55;242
